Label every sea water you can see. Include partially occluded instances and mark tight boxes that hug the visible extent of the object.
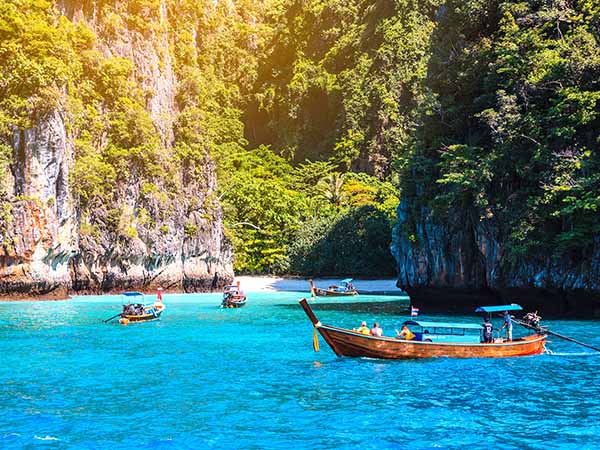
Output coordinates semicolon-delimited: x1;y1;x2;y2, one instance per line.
0;292;599;449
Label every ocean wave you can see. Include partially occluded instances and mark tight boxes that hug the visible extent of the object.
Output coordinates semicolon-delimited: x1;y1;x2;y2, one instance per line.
34;435;59;441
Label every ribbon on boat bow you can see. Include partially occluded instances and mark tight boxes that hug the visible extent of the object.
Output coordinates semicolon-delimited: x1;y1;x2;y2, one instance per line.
313;321;321;352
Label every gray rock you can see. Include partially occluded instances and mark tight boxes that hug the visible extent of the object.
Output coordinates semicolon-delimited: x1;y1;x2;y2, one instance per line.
0;2;233;298
392;198;600;315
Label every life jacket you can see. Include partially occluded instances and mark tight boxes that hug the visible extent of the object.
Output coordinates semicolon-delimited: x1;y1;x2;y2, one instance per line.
400;327;415;340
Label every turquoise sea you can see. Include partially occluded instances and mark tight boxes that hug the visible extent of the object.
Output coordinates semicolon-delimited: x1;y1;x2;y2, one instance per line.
1;291;599;449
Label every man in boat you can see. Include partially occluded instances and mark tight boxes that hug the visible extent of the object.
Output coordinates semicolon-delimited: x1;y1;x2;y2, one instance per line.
501;310;513;341
482;317;493;343
524;311;541;328
396;324;415;340
356;321;370;335
370;322;383;337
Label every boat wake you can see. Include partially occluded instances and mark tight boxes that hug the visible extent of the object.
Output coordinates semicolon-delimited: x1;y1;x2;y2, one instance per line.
34;435;59;441
545;350;600;357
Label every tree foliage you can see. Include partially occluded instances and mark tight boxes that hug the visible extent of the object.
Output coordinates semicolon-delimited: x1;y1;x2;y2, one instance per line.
3;0;597;278
401;0;600;263
245;0;438;177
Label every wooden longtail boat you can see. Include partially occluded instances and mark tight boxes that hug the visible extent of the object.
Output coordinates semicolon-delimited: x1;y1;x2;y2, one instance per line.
299;299;547;359
113;291;165;325
309;278;358;297
222;282;247;308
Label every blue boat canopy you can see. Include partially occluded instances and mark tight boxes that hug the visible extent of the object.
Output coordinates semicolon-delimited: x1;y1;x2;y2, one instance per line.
122;291;144;297
402;320;483;330
475;304;523;313
340;278;353;284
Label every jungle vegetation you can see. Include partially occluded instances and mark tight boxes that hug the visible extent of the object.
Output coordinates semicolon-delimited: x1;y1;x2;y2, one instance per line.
1;0;599;275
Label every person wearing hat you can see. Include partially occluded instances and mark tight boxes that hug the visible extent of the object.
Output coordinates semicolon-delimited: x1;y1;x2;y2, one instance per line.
356;321;370;335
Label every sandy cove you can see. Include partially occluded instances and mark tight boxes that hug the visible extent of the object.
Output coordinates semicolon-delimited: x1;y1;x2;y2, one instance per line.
0;277;403;301
234;276;403;294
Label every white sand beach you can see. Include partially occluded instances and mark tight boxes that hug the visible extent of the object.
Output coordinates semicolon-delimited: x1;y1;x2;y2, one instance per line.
234;276;403;293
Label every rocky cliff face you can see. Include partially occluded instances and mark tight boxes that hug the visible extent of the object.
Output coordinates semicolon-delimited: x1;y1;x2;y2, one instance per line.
0;2;233;298
392;199;600;316
0;111;78;298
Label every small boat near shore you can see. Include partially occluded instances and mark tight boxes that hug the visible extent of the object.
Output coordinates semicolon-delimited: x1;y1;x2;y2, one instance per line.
222;282;247;308
299;299;547;359
309;278;358;297
104;291;165;325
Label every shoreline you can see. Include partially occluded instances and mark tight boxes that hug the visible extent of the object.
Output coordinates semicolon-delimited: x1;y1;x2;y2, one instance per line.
0;276;403;302
233;276;402;293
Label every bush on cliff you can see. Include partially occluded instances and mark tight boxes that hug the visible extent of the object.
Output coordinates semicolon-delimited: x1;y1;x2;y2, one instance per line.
288;205;397;277
399;0;600;265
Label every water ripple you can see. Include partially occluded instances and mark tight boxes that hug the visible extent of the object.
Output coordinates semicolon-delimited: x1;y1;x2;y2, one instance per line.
1;293;599;449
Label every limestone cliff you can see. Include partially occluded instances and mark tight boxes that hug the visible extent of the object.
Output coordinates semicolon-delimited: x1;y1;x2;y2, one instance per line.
0;1;233;298
0;111;78;298
392;199;600;315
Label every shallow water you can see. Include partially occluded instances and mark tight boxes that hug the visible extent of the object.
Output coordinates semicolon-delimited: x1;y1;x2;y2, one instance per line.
1;292;599;449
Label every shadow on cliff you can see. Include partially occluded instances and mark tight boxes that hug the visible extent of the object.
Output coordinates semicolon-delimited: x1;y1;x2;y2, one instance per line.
288;205;397;278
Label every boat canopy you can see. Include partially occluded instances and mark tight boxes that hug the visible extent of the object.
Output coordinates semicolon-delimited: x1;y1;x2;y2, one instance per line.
340;278;353;284
402;320;483;330
122;291;144;297
475;304;523;313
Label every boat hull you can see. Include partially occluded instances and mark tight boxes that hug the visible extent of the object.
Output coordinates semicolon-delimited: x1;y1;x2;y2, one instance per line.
317;325;546;359
312;288;358;297
122;308;164;323
222;295;247;308
222;300;247;308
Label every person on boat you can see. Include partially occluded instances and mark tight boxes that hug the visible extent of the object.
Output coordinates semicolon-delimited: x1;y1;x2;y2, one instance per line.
524;311;541;328
356;321;370;335
482;317;493;343
370;322;383;337
396;325;415;340
501;310;513;341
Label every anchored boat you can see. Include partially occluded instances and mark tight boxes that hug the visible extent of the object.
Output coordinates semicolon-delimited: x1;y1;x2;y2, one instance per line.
309;278;358;297
104;291;165;325
222;282;247;308
299;299;547;359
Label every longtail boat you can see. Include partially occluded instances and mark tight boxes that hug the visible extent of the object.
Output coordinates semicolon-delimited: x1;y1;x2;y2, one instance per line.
105;291;165;325
299;299;547;359
222;282;247;308
309;278;358;297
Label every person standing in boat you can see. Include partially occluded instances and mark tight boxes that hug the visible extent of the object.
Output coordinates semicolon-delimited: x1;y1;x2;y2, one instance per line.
482;317;493;343
370;322;383;337
501;310;513;341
